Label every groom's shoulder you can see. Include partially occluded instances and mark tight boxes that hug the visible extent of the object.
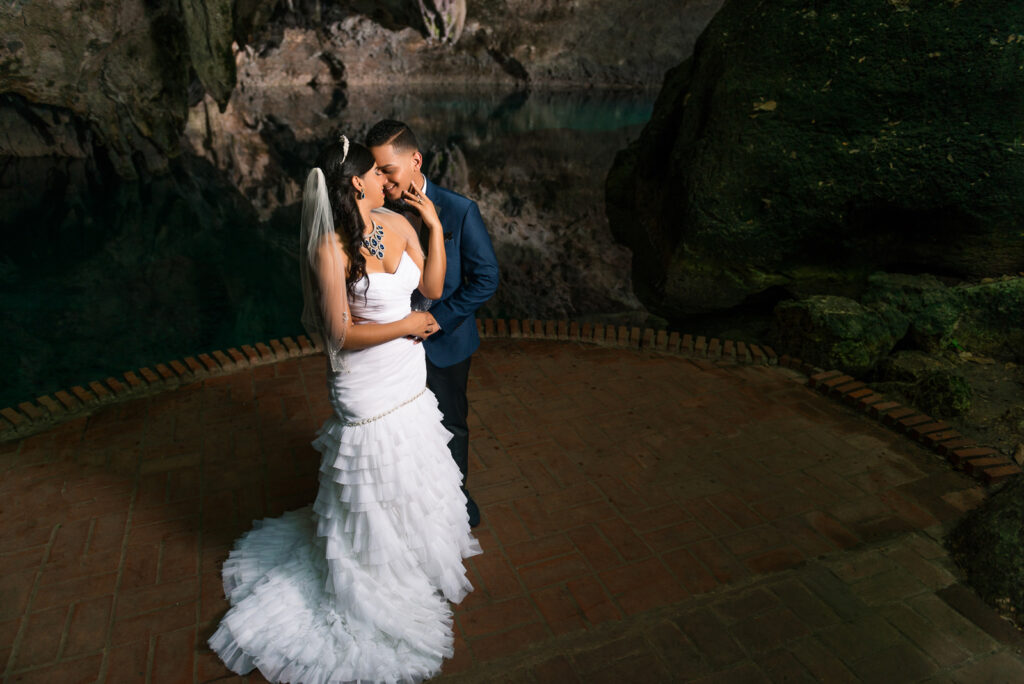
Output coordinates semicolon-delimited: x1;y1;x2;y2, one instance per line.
432;183;476;213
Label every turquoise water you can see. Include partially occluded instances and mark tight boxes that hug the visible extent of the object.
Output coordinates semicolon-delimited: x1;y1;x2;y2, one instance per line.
0;88;654;409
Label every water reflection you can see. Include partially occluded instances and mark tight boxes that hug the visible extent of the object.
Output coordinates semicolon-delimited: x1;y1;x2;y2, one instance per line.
1;87;654;407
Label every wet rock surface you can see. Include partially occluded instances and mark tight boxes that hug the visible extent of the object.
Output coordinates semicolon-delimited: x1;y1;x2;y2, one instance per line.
606;0;1024;319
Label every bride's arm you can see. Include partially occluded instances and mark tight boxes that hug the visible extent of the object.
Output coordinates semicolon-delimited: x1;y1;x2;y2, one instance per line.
415;195;446;299
315;242;437;350
396;186;446;299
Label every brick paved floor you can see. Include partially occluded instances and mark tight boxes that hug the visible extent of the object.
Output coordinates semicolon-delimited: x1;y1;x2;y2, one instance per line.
1;339;1020;683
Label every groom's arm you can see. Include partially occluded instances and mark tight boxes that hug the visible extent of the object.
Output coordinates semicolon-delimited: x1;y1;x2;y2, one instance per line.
429;201;499;333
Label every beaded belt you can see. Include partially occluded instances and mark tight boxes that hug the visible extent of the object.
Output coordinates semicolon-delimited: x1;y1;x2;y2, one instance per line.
342;387;427;427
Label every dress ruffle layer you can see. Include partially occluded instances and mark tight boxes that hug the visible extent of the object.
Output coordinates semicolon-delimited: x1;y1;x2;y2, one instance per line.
209;390;482;684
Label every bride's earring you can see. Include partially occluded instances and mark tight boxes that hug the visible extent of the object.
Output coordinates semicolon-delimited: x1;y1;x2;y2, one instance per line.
357;188;365;200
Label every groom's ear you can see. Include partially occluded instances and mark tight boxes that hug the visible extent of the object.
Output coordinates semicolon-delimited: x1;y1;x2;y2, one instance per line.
411;150;423;172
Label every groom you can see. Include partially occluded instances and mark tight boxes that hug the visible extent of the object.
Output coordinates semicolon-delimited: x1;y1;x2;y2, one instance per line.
367;120;499;528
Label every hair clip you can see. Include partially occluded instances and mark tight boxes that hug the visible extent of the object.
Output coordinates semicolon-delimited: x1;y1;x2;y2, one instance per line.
338;134;349;163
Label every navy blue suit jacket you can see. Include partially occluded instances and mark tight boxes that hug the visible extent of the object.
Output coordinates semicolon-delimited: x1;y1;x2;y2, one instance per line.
422;178;500;368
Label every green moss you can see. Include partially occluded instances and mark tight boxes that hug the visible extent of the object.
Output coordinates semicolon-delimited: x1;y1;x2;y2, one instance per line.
607;0;1024;318
910;370;973;417
772;295;908;374
947;476;1024;627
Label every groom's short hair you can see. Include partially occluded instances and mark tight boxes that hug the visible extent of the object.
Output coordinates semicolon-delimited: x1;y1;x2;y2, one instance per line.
366;119;419;153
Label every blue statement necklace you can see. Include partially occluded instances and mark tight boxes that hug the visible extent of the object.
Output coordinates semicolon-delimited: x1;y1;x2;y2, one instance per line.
362;222;385;260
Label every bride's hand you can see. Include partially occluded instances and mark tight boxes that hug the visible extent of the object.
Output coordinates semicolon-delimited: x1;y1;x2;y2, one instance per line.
403;311;439;341
402;185;440;228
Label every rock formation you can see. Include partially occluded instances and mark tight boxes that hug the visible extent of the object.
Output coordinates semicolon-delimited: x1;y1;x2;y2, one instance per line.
2;0;722;178
607;0;1024;319
0;0;234;177
769;274;1024;376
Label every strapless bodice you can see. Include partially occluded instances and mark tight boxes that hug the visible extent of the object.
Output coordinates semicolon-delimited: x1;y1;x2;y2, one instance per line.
350;251;419;325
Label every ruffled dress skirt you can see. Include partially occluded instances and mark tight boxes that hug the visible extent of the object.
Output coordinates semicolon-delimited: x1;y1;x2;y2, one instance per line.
209;292;482;683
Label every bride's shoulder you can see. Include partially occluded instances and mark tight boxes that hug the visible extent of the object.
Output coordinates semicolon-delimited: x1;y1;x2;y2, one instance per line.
373;207;416;239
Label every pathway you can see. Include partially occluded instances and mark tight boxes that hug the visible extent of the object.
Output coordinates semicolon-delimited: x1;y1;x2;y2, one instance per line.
1;339;1021;682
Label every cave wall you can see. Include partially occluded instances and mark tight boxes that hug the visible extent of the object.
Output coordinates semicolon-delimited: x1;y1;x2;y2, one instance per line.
1;0;724;179
606;0;1024;319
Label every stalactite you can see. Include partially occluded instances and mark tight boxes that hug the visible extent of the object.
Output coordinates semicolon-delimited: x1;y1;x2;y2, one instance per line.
415;0;466;45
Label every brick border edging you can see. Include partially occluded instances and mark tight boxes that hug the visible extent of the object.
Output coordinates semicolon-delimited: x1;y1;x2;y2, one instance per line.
2;317;1018;489
773;357;1021;487
475;318;779;367
0;320;779;443
0;335;320;443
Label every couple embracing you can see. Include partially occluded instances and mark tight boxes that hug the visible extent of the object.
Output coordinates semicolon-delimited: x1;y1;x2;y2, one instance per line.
208;120;500;683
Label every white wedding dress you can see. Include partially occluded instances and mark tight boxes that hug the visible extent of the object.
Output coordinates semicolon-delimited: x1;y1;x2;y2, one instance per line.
209;250;482;683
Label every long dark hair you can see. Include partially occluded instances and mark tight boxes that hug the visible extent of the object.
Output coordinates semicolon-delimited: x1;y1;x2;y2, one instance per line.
314;138;374;297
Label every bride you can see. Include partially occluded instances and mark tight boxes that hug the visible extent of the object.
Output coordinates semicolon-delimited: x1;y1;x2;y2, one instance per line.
208;135;482;683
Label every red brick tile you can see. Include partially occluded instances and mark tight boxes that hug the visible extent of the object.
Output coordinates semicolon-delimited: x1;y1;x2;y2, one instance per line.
470;554;523;600
707;492;763;529
688;538;749;585
722;525;787;557
110;601;195;646
116;577;199;619
530;655;582;683
642;520;712;554
744;545;806;574
596;517;650;562
532;584;586;635
771;515;840;557
459;595;538;638
13;606;68;669
85;512;128;553
673;607;745;669
517;459;560;495
468;620;549;662
33;572;117;611
618;501;692;532
0;570;36;620
11;654;103;684
566;575;621;626
504;533;575;567
662;547;718;595
0;547;45;575
983;464;1022;484
683;497;742;536
477;497;528;544
600;557;687;616
515;497;618;537
63;595;113;657
540;481;604;513
567;525;620;572
518;552;591;591
878;490;941;529
150;625;196;684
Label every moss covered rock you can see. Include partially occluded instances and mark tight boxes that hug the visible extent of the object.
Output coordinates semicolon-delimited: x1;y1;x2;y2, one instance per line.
958;278;1024;361
910;370;973;418
772;295;908;375
876;349;957;383
607;0;1024;319
862;273;963;351
947;475;1024;627
863;273;1024;359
